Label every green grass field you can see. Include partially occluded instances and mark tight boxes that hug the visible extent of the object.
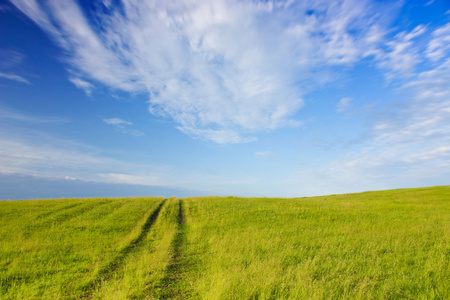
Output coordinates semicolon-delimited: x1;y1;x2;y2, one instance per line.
1;186;449;299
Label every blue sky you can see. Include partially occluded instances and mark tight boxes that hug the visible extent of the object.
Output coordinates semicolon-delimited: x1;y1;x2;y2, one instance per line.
1;0;450;199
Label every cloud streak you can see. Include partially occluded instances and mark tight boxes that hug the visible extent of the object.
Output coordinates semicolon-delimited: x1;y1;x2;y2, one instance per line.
0;127;166;186
255;150;275;159
69;77;94;95
103;117;132;127
0;72;31;84
337;97;352;112
103;117;144;136
426;23;450;62
0;105;66;123
0;123;258;195
377;25;427;80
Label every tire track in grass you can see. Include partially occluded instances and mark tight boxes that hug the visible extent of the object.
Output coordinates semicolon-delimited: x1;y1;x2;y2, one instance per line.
159;199;193;299
33;202;83;221
24;200;111;233
81;199;167;297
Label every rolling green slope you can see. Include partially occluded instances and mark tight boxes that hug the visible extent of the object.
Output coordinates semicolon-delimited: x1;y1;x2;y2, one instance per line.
0;186;449;299
0;197;165;299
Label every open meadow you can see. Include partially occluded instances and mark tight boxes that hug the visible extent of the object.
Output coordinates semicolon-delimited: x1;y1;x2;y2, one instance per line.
1;186;449;299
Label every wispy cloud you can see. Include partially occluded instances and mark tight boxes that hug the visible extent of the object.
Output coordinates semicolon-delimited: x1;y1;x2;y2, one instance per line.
0;123;256;194
69;77;93;95
103;117;132;127
0;127;164;186
377;25;427;80
103;117;144;136
289;58;450;195
0;49;26;69
374;58;450;147
10;0;407;143
426;23;450;62
255;150;275;159
0;72;30;84
337;97;352;112
0;49;31;84
0;105;66;123
0;3;14;12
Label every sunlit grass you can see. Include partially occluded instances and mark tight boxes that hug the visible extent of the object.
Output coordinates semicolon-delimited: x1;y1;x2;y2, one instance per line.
181;186;450;299
0;186;449;299
92;197;179;299
0;197;163;299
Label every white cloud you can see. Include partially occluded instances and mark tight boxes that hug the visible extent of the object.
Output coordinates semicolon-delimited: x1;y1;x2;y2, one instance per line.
337;97;352;112
0;105;66;123
0;49;26;69
255;150;275;158
377;25;427;80
426;23;450;62
0;127;166;186
0;72;30;84
0;50;31;85
69;77;93;95
103;117;132;127
103;117;144;136
10;0;404;143
375;58;450;147
97;173;164;186
368;59;450;160
8;0;62;43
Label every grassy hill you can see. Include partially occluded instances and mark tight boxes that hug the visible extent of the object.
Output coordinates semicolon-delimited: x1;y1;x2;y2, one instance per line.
1;186;449;299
